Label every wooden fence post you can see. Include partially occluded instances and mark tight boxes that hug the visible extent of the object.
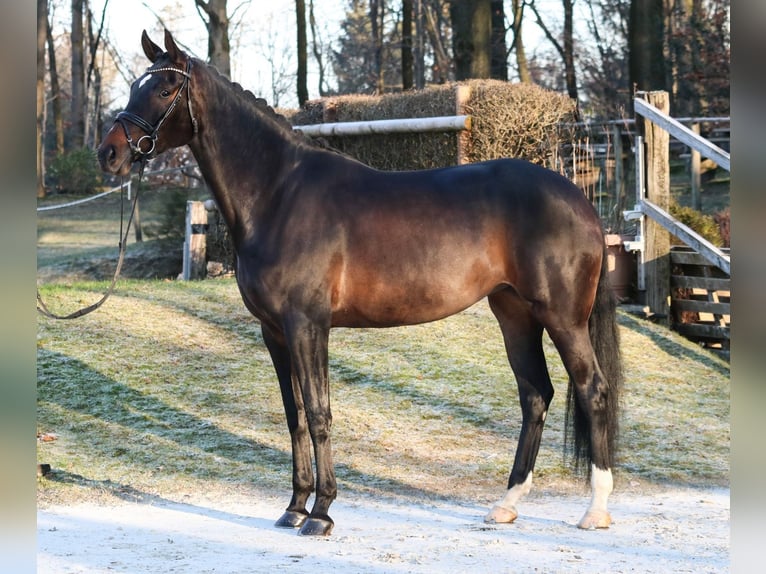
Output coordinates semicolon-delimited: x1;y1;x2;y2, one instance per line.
182;201;207;280
639;91;671;321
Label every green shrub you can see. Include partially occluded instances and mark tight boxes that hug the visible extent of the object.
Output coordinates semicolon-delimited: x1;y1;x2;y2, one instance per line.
669;202;724;247
48;148;102;194
143;187;188;240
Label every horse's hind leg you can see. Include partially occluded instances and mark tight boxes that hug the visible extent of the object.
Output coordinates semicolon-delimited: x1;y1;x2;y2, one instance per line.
485;289;554;524
546;323;615;529
261;324;314;529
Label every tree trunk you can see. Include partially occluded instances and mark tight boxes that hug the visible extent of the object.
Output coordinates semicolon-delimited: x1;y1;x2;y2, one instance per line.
296;0;308;105
489;0;506;80
402;0;414;89
46;19;65;157
308;0;329;96
370;0;385;92
70;0;85;149
413;0;426;88
510;0;530;83
629;0;666;93
451;0;491;80
37;0;47;198
195;0;231;78
423;0;450;84
562;0;578;101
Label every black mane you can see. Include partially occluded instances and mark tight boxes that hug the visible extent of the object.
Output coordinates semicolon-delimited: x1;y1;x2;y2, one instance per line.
195;57;326;150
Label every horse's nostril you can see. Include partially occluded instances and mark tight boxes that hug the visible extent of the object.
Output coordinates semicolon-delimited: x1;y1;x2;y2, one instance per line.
97;144;116;169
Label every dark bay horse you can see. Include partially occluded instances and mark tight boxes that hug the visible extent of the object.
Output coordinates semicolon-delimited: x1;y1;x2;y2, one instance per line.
98;30;623;537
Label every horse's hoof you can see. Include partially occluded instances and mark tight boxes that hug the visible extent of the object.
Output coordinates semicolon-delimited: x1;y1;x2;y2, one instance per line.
275;510;308;529
577;510;612;530
298;515;334;536
485;505;518;524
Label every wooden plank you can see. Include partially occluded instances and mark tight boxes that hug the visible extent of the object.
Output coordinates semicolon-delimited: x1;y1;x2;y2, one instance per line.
634;97;730;171
671;298;730;315
676;323;730;340
670;249;731;267
671;275;731;290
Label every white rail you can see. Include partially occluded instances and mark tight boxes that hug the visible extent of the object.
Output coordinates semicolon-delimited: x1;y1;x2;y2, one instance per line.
293;115;471;137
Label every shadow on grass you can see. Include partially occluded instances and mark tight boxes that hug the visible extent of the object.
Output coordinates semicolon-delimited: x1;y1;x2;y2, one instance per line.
617;311;730;377
37;349;458;503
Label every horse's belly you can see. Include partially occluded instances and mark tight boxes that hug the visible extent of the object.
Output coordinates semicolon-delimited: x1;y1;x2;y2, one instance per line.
331;261;505;328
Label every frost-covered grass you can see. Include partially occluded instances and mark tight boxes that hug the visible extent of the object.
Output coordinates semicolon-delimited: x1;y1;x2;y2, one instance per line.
36;279;730;508
37;193;729;506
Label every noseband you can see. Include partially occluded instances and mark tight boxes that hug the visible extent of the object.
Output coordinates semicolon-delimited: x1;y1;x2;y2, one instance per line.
115;59;198;159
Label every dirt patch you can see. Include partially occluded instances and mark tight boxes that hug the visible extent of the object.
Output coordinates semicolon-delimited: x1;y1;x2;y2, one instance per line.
38;485;729;573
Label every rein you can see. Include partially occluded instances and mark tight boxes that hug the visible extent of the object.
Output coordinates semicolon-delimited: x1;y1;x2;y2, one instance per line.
36;162;146;320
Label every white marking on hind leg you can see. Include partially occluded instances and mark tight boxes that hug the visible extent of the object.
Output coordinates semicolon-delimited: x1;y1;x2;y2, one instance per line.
577;464;613;529
485;472;533;524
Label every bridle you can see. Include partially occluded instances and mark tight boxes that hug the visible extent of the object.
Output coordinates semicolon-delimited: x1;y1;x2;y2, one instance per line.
115;58;198;160
36;59;198;320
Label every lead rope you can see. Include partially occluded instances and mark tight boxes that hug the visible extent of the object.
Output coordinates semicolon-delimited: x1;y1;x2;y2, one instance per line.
36;160;147;320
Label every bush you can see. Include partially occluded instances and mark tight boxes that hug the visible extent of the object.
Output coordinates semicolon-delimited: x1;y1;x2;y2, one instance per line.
669;202;724;247
48;148;102;194
285;80;577;171
143;187;189;241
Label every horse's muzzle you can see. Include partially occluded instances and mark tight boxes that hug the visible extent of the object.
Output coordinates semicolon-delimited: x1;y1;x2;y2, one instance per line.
97;127;133;176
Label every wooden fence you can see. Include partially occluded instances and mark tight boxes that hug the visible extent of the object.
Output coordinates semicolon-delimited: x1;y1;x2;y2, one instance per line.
625;91;730;348
670;246;730;349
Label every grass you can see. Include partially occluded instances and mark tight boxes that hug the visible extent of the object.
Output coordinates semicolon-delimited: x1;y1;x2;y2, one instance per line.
36;278;730;508
36;187;730;509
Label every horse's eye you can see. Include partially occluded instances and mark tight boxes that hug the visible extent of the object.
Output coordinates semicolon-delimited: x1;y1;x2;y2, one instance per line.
160;90;171;98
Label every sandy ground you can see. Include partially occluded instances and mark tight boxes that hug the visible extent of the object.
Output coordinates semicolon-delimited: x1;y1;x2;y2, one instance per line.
38;485;729;573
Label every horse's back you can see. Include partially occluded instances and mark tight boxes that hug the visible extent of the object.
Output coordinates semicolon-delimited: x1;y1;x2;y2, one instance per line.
292;154;605;328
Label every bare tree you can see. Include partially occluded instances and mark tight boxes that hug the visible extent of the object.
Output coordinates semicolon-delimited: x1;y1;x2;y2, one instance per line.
402;0;414;89
194;0;231;77
489;0;507;80
509;0;531;82
256;14;295;106
423;0;451;83
71;0;85;148
46;17;65;157
309;0;331;96
84;0;109;148
451;0;491;80
628;0;666;94
370;0;385;92
37;0;48;197
296;0;308;105
528;0;579;103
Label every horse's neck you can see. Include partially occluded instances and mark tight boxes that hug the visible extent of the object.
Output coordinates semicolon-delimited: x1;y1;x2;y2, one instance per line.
188;75;300;244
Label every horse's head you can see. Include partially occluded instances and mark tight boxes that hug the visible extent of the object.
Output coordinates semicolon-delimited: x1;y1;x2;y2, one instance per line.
98;30;198;176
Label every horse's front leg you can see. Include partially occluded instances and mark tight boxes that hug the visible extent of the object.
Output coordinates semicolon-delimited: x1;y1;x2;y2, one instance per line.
284;314;336;536
262;324;314;529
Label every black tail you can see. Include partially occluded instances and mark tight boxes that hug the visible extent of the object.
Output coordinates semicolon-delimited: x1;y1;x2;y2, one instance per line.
565;242;624;472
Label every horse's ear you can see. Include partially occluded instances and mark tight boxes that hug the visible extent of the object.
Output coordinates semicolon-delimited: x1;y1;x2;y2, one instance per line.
141;30;163;63
164;29;184;63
